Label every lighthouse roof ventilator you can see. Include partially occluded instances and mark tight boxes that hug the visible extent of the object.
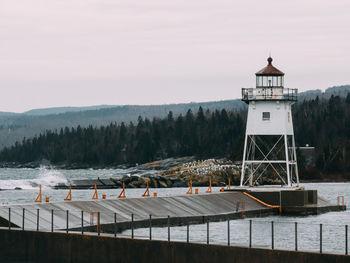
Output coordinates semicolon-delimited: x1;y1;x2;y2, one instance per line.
240;57;299;188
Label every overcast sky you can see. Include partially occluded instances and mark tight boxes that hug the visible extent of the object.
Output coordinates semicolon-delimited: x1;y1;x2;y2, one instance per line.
0;0;349;112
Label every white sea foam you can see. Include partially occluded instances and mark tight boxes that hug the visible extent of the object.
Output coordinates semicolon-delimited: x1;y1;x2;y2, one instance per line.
0;166;68;190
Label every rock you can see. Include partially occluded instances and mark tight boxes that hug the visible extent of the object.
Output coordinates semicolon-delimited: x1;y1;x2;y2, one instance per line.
159;181;167;188
127;183;137;188
122;175;138;184
172;179;187;187
122;175;131;184
132;177;148;188
110;178;123;187
130;175;139;182
14;187;22;190
150;179;159;188
165;179;173;187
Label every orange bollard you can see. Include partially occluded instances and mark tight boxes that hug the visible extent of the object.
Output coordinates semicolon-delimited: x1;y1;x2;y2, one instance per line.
92;184;98;199
220;187;225;192
102;194;106;199
226;178;231;190
153;192;158;197
206;178;212;193
142;181;150;197
195;188;199;194
186;180;193;194
118;183;126;198
35;184;42;203
64;184;72;201
45;196;50;202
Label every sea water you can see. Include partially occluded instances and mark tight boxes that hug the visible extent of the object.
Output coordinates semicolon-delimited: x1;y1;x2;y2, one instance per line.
0;167;349;254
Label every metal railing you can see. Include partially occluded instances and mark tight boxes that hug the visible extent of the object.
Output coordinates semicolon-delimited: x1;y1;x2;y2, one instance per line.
1;207;349;255
242;88;298;102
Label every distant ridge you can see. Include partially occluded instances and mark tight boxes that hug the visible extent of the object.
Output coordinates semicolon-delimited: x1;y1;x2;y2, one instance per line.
23;105;119;116
0;85;348;150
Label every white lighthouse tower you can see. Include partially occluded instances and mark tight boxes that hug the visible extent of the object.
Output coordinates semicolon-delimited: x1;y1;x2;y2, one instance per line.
240;57;299;187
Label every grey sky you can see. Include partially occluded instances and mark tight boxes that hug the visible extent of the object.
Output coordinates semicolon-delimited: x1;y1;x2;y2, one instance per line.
0;0;349;112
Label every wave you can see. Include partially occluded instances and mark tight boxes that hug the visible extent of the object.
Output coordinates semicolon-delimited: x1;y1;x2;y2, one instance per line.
0;166;68;190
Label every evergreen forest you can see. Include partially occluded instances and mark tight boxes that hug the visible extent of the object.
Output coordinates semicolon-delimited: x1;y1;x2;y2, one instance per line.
0;94;349;180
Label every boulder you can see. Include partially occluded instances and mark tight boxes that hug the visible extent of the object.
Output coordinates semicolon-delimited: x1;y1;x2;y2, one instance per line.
171;179;187;187
159;181;168;188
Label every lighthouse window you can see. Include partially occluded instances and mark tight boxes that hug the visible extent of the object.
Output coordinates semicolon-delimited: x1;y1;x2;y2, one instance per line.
262;112;270;121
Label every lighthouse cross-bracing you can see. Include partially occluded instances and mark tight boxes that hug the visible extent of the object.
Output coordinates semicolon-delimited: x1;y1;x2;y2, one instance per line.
240;57;299;187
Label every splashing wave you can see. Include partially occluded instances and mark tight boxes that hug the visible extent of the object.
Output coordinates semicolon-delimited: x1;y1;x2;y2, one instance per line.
0;166;68;190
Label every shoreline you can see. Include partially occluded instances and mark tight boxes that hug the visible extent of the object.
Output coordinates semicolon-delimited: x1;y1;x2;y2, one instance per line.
0;159;349;185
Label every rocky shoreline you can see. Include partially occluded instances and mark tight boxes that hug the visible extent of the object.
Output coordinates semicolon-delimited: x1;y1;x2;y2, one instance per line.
1;157;349;190
53;158;242;189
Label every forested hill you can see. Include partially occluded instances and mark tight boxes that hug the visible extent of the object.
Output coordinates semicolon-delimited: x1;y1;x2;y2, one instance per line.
0;99;244;150
0;85;348;151
0;93;349;180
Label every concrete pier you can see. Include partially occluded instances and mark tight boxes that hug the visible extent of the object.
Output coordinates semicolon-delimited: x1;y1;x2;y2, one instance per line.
0;192;274;232
0;189;344;233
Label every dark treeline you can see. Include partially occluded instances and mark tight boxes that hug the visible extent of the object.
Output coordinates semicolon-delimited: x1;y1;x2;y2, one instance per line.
0;94;349;179
293;94;350;179
0;107;245;166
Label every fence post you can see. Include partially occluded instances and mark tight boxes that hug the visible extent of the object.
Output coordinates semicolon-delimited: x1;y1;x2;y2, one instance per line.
37;209;39;231
98;212;100;236
66;210;69;234
114;213;117;238
167;215;170;242
249;220;252;248
187;223;189;243
271;221;274;249
346;225;348;255
8;208;11;230
51;209;54;232
81;211;84;235
227;219;230;246
320;224;322;253
22;208;25;231
131;213;134;239
295;222;298;251
207;219;210;244
149;214;152;240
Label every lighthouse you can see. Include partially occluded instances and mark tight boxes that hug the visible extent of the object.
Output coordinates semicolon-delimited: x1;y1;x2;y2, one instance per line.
240;57;299;187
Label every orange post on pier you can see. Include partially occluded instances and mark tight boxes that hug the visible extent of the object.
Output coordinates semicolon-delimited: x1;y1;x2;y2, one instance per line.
142;181;150;197
64;184;72;201
92;184;98;200
206;178;212;193
35;184;42;203
118;183;126;198
186;180;193;194
226;178;231;190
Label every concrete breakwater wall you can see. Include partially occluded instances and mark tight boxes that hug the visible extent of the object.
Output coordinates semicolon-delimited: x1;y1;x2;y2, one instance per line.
0;229;349;263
